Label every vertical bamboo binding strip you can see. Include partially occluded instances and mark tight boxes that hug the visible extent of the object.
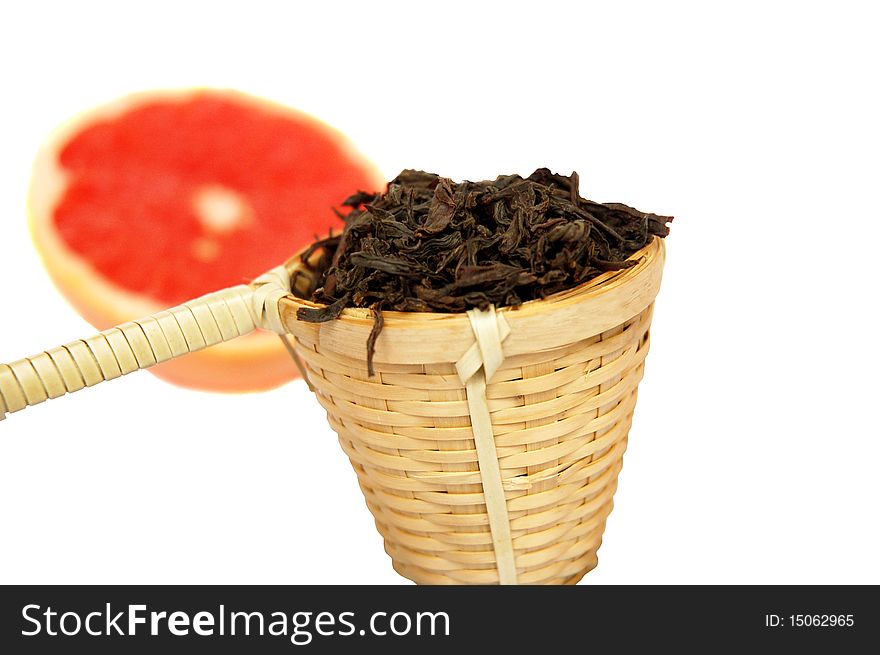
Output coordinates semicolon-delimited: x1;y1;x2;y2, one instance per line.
281;238;665;584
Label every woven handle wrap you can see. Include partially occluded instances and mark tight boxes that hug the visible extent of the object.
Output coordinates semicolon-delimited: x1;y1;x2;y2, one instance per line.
455;306;518;584
0;267;291;421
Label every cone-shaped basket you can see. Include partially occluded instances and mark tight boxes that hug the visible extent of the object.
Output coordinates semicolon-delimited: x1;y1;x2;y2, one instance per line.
283;237;665;584
1;237;664;585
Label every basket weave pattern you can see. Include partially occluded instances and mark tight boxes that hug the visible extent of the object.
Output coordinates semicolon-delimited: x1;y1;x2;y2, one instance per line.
292;301;653;584
2;233;662;585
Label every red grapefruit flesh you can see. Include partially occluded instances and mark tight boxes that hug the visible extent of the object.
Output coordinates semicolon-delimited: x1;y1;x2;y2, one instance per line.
29;89;385;392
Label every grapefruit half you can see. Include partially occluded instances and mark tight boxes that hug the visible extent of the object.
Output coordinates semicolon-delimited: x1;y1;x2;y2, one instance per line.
28;89;384;392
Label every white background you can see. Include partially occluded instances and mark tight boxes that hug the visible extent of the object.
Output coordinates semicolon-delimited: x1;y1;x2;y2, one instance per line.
1;1;878;584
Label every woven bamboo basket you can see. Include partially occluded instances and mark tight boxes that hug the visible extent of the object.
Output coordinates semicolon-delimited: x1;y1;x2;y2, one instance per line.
1;236;665;585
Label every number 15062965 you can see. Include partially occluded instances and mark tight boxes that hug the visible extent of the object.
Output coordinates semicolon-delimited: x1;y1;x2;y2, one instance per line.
765;614;854;627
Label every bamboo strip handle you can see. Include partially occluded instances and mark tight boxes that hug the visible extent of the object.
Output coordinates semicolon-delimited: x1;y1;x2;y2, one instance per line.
0;266;291;421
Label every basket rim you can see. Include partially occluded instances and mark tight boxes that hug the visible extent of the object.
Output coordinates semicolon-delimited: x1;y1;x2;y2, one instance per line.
280;237;665;364
283;237;662;318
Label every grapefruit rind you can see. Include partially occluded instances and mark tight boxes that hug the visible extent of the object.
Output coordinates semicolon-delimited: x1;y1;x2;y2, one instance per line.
27;89;385;392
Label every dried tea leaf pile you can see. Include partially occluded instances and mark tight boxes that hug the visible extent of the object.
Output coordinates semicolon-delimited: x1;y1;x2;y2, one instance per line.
295;168;672;373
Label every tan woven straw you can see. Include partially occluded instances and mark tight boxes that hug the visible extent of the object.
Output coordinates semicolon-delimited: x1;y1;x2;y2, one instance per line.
1;237;665;585
282;237;664;584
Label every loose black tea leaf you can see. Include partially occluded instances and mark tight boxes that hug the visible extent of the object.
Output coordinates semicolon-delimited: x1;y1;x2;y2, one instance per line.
295;169;673;375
